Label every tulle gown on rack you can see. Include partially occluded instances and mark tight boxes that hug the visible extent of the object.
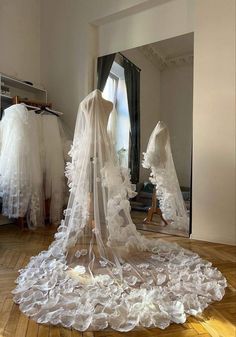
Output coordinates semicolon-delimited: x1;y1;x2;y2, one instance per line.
40;115;66;225
0;104;44;228
13;90;226;332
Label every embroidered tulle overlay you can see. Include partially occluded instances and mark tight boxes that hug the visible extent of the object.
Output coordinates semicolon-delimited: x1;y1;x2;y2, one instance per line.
13;91;226;332
143;121;189;231
0;105;44;228
0;105;67;228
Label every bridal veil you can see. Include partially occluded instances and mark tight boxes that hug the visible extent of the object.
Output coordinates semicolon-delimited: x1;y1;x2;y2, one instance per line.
13;90;226;332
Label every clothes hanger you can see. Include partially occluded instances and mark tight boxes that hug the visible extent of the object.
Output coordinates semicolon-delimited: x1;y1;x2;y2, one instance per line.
38;106;63;117
20;102;41;112
12;96;63;116
44;106;63;116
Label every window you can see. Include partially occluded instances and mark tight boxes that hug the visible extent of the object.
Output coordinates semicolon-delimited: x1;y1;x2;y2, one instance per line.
102;62;130;168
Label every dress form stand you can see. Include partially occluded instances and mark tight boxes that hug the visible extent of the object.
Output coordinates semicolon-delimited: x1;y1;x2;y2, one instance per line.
86;90;113;232
88;157;95;230
143;187;168;226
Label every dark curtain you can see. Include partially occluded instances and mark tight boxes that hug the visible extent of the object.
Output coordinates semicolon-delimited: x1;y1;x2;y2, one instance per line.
97;53;116;91
124;60;140;184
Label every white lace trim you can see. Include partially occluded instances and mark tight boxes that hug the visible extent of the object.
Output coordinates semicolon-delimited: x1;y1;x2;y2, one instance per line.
13;161;227;331
13;235;226;331
12;97;227;332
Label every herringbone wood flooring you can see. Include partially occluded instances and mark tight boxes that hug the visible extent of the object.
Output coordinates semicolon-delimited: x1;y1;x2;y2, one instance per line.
0;224;235;337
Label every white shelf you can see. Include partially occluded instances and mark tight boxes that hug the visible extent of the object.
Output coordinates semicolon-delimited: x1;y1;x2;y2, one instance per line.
1;74;46;94
1;94;12;99
0;73;47;117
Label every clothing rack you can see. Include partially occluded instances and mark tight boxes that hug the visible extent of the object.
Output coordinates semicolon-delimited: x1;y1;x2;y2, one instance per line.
118;52;141;72
12;96;63;116
12;95;52;108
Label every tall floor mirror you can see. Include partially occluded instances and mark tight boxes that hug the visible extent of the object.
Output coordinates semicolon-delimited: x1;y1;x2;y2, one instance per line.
97;33;193;237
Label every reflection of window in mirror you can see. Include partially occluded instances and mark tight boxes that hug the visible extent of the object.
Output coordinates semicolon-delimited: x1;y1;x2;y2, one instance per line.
102;62;130;168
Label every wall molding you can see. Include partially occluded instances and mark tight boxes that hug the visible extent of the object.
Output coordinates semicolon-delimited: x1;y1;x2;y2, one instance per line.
139;44;193;70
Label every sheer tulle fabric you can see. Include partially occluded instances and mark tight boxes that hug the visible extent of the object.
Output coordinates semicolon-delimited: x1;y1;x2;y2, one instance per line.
0;104;44;228
143;121;189;231
0;105;67;228
13;90;226;332
41;115;66;225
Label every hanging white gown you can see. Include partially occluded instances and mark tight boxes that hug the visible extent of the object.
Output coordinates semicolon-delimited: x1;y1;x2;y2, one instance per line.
40;115;66;225
0;104;44;228
143;121;189;231
0;104;68;228
13;90;226;332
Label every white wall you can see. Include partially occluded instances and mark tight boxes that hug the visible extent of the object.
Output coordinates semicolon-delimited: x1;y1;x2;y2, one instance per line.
191;0;236;245
40;0;154;131
122;49;161;182
160;64;193;188
0;0;40;84
0;0;148;88
98;0;194;56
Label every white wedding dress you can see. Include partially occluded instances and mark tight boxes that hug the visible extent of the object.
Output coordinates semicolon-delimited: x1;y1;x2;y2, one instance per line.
39;115;66;225
0;104;68;228
143;121;189;231
0;104;44;228
13;90;226;332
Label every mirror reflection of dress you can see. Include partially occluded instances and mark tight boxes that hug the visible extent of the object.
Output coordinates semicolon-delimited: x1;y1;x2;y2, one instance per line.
143;121;189;232
13;90;226;332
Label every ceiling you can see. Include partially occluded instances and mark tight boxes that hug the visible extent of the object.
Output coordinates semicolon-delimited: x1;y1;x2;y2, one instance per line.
138;32;194;70
151;32;193;59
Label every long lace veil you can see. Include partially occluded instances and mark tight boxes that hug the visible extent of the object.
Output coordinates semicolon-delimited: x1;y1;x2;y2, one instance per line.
143;121;189;231
13;91;226;332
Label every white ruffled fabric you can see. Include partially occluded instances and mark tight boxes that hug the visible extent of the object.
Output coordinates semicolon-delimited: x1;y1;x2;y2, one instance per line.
0;104;69;228
13;91;227;332
0;104;44;228
143;121;189;231
40;115;66;225
13;235;226;331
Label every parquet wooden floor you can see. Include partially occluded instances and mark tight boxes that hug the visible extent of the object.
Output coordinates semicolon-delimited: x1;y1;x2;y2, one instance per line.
0;224;235;337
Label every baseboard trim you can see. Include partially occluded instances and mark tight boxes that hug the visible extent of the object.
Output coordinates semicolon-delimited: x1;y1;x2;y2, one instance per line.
190;234;236;246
